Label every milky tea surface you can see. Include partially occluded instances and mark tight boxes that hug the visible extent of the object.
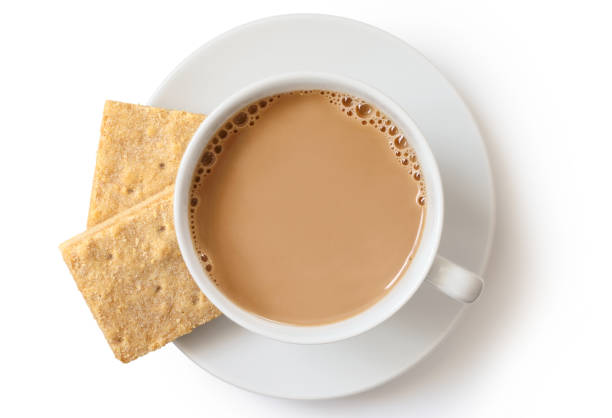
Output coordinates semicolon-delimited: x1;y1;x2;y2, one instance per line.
189;90;426;325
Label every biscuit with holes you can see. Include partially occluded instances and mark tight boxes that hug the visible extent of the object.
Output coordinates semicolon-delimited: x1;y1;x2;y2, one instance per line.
87;101;205;226
61;186;220;363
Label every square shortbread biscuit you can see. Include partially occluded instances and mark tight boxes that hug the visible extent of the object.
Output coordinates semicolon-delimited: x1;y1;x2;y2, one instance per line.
61;187;220;363
87;101;205;226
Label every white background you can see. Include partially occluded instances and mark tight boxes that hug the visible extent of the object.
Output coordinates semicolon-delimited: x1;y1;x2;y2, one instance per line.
1;1;611;417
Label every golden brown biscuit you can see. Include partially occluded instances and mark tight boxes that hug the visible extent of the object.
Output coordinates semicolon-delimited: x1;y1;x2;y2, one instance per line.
87;101;204;226
61;187;220;363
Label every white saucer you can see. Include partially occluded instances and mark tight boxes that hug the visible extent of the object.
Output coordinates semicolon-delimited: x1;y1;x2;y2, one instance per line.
149;14;494;400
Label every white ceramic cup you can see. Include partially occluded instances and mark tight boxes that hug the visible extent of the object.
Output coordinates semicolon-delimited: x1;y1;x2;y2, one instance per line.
175;72;483;344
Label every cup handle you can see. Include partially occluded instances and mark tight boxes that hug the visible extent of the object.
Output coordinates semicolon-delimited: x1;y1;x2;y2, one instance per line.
425;255;484;303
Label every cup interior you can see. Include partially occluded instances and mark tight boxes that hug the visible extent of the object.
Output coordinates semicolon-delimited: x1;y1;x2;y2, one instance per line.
174;72;444;344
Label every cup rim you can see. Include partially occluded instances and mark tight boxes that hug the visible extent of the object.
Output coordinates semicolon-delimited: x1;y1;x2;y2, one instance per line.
174;71;444;344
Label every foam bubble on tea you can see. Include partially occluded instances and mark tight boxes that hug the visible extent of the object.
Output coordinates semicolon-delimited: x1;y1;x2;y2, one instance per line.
189;90;426;325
